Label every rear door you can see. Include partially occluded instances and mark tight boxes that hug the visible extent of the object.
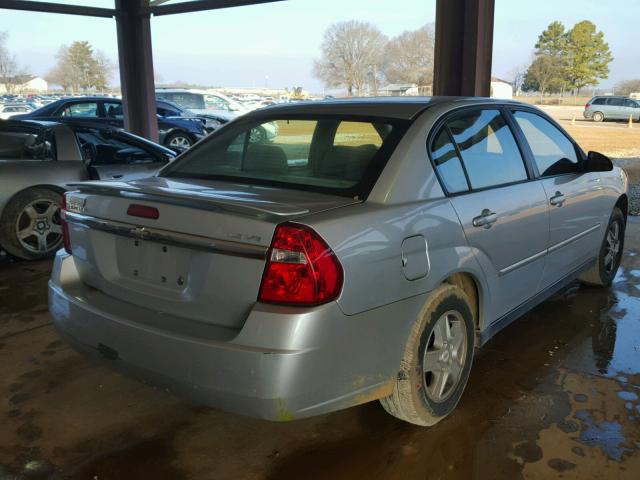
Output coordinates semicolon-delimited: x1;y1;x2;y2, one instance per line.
510;109;606;287
431;108;549;319
605;98;626;119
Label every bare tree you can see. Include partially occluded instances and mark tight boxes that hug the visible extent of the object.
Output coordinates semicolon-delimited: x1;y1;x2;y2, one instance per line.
313;21;387;96
0;31;20;93
382;24;435;87
507;64;528;96
614;79;640;96
93;51;115;92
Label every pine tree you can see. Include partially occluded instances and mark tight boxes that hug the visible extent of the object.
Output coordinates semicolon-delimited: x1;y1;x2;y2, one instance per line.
564;21;613;93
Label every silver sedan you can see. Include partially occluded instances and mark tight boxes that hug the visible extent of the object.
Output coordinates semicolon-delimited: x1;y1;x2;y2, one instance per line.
49;98;628;425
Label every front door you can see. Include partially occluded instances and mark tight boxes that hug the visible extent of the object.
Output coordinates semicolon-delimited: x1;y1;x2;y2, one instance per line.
431;108;550;320
511;110;607;287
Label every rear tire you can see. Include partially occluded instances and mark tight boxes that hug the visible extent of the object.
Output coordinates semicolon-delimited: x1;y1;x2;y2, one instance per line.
0;188;63;260
592;111;604;122
380;284;475;426
579;207;625;287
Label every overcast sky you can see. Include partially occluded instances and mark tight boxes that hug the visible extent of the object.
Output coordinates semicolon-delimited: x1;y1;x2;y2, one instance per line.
1;0;638;92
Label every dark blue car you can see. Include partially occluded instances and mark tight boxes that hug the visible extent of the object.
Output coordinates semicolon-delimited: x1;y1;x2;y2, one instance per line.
13;97;208;151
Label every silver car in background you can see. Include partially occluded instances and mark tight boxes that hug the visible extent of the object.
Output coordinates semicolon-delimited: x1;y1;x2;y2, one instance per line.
49;98;628;425
0;120;174;260
584;95;640;122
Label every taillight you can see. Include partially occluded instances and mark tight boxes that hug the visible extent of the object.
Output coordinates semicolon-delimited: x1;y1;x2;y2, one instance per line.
585;103;591;109
127;204;159;219
258;223;343;306
61;193;71;254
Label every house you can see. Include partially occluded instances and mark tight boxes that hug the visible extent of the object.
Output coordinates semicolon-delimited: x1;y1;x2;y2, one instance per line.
379;83;419;96
0;75;49;94
16;75;48;93
490;76;513;99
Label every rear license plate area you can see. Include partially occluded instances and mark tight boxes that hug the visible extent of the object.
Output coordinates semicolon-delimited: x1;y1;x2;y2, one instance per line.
122;237;190;288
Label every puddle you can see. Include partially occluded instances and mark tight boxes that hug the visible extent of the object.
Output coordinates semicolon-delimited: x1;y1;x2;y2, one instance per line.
575;410;633;462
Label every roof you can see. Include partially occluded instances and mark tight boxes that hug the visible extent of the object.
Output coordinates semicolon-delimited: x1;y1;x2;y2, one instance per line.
490;76;512;85
248;96;522;120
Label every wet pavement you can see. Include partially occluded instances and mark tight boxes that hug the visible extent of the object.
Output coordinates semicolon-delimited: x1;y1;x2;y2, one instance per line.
0;219;639;480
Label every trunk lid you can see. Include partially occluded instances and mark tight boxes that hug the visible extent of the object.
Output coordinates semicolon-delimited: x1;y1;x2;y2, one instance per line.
65;176;359;329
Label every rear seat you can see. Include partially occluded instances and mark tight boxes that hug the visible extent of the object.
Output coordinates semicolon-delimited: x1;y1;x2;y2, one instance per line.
243;144;288;174
319;144;379;180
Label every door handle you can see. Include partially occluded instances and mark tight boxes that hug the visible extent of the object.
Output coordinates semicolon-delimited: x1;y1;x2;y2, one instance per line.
111;174;124;179
550;191;565;207
472;209;498;229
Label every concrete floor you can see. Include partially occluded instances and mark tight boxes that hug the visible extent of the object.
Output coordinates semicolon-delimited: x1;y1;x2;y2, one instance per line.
1;220;639;480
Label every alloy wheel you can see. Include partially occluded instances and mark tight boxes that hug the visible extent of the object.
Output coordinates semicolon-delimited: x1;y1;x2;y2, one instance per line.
603;220;621;274
423;310;468;403
169;135;192;150
15;199;63;254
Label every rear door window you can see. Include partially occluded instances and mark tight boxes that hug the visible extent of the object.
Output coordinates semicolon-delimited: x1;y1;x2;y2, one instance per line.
445;109;528;190
163;116;405;198
512;111;580;177
606;98;625;107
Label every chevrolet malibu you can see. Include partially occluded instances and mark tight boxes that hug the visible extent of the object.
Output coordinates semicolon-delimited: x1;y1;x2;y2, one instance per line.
49;98;628;425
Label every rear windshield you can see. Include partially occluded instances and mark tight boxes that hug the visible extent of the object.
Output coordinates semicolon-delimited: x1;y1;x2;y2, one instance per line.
157;92;206;110
161;115;408;198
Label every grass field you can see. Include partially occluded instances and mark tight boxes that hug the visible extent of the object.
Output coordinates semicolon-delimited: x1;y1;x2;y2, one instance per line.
514;95;593;107
539;105;640;158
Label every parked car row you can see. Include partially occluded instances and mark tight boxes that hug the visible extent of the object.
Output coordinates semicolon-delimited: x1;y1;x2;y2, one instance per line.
44;97;628;427
12;97;211;152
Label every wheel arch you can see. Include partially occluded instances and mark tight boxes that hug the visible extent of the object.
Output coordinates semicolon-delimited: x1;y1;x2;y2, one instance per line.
1;184;65;219
615;194;628;220
442;272;483;333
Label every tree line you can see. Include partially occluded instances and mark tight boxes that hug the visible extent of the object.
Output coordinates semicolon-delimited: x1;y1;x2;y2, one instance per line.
519;20;613;97
313;20;434;96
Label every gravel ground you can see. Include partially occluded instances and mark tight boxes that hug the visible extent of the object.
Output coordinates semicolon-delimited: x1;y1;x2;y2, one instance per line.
613;158;640;215
629;183;640;215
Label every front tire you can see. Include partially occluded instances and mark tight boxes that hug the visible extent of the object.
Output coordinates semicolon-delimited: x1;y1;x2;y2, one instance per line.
249;126;267;143
0;188;63;260
592;111;604;122
165;132;194;151
579;207;625;287
380;284;475;426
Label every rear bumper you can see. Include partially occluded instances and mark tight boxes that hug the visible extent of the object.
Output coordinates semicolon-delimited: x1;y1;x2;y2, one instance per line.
49;251;426;420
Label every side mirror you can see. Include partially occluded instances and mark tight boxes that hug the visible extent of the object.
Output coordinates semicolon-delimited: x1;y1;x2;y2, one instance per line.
585;151;613;172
